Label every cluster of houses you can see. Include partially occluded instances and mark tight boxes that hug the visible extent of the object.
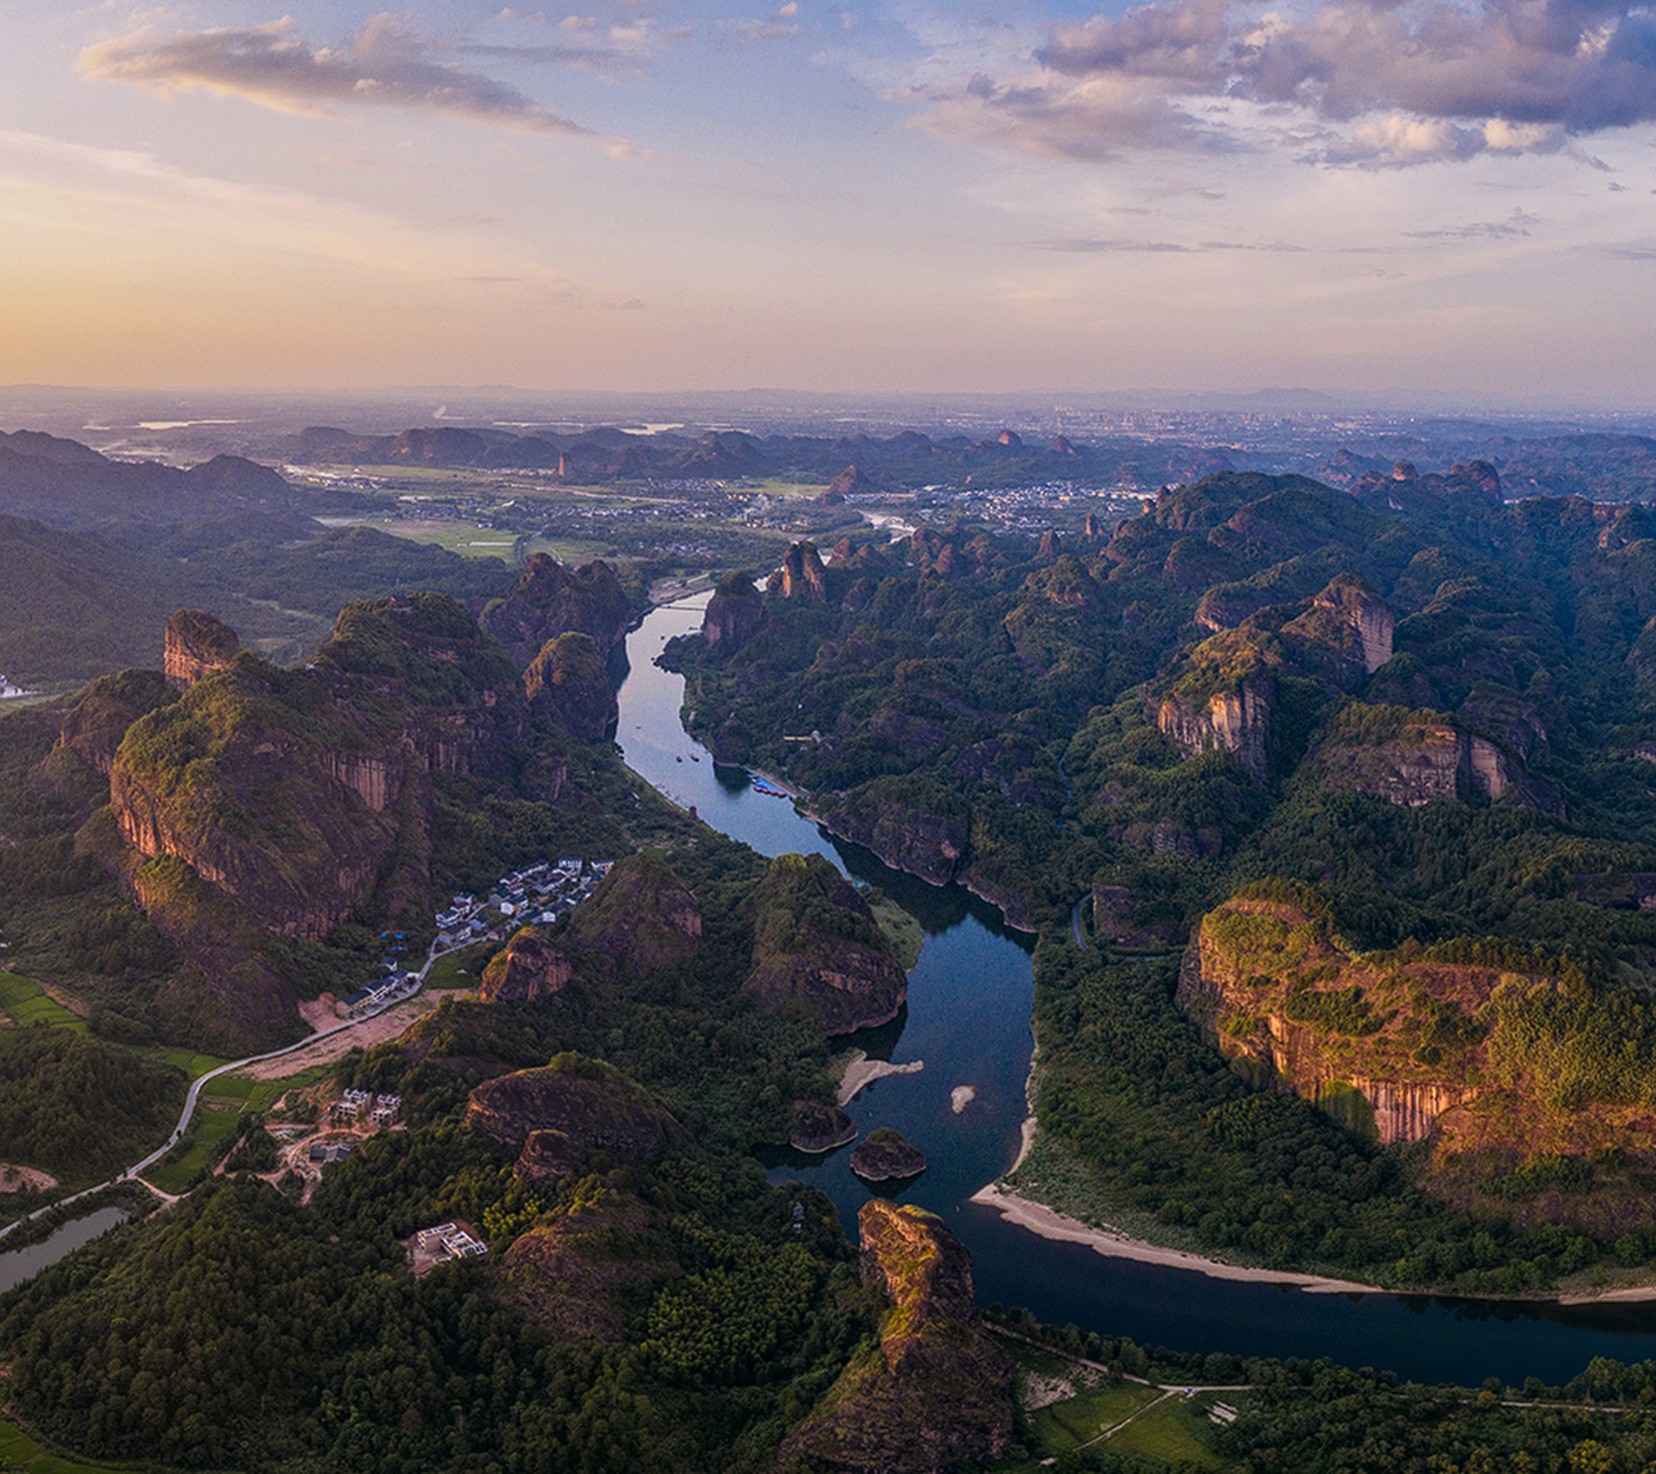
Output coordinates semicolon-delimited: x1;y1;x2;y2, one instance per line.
336;932;417;1020
434;858;613;945
331;1089;402;1129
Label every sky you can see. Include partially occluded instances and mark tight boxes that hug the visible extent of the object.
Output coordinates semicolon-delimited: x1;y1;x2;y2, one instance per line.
0;1;1654;401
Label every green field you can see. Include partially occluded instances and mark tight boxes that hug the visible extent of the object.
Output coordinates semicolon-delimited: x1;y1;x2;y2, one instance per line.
148;1046;227;1080
142;1105;242;1195
0;1415;135;1474
1026;1382;1164;1453
1105;1393;1234;1468
204;1066;326;1115
427;943;494;990
0;973;86;1032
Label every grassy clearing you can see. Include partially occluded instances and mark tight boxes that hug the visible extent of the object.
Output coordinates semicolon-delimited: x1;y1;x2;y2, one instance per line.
143;1105;241;1195
1026;1383;1163;1454
207;1067;327;1115
427;943;495;991
0;1416;136;1474
148;1046;226;1080
0;973;85;1032
1106;1393;1235;1469
868;896;925;972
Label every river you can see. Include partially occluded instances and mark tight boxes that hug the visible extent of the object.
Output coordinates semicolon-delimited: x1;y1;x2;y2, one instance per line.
0;1206;127;1296
618;594;1656;1387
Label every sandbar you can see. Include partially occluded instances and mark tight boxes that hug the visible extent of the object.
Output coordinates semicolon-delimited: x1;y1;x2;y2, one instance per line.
837;1049;924;1107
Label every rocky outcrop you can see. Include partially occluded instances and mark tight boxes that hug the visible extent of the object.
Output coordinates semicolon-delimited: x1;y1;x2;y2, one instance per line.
817;787;968;887
465;1053;681;1180
480;927;573;1003
744;853;908;1035
558;853;702;997
850;1128;926;1182
1158;673;1274;780
480;555;630;668
825;464;875;500
790;1101;857;1153
1178;898;1495;1145
770;541;828;601
109;594;517;956
499;1188;680;1344
1288;576;1394;677
55;669;175;777
701;571;766;651
1309;706;1563;814
524;631;618;740
163;609;240;691
782;1202;1013;1474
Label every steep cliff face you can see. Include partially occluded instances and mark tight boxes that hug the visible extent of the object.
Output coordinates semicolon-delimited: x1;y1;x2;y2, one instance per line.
109;659;409;941
163;609;240;691
782;1201;1013;1474
817;787;968;887
465;1053;681;1181
701;571;765;650
109;595;517;953
1309;705;1562;814
480;554;631;668
523;631;618;740
1158;676;1274;780
770;541;828;601
743;853;908;1035
1179;898;1499;1145
55;669;176;778
1304;576;1393;672
480;927;573;1003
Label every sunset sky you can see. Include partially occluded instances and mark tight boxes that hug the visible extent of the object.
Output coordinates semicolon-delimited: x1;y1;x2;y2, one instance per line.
3;1;1654;400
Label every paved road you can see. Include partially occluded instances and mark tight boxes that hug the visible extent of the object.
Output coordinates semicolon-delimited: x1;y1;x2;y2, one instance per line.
1071;895;1089;950
0;938;465;1245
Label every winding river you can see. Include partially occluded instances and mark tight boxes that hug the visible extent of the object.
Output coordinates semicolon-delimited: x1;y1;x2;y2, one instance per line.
619;594;1656;1388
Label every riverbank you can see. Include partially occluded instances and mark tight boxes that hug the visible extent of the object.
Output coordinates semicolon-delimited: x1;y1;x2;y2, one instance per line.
969;1181;1384;1294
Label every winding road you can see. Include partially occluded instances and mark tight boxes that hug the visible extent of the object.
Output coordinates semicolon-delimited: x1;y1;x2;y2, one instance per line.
0;938;466;1245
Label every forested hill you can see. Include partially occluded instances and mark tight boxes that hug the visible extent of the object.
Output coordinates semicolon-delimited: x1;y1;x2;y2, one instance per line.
671;465;1656;1266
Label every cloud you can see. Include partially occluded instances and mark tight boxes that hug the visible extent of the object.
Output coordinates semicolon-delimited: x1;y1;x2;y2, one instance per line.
1405;207;1542;240
1033;235;1305;252
79;15;595;138
911;0;1656;167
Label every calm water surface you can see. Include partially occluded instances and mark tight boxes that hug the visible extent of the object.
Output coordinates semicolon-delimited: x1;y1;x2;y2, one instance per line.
619;596;1656;1385
0;1206;127;1296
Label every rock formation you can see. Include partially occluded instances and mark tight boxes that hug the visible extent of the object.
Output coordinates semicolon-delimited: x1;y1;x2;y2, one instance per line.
480;554;631;668
108;595;521;953
1309;705;1563;814
499;1188;680;1344
1280;575;1394;683
770;541;828;601
1158;669;1274;780
1178;897;1495;1145
782;1202;1013;1473
524;631;618;740
465;1053;681;1181
817;787;968;887
163;609;240;690
701;571;765;651
480;927;573;1003
744;853;909;1035
55;669;175;777
849;1128;926;1182
559;853;702;996
790;1101;857;1153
